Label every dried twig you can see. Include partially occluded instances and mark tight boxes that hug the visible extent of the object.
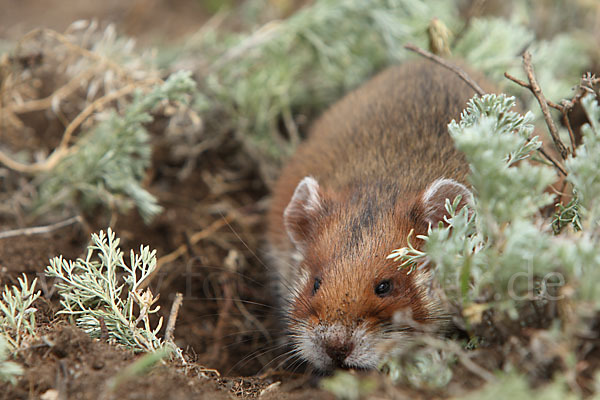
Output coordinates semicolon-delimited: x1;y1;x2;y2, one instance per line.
503;72;571;175
8;68;98;114
538;147;568;177
165;293;183;343
503;72;565;112
16;28;135;82
0;215;82;240
520;52;569;159
405;44;567;176
562;113;577;156
505;71;577;161
0;79;159;174
504;65;597;162
404;43;486;96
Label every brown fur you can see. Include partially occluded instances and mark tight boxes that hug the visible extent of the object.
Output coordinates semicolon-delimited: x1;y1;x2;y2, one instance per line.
266;60;488;369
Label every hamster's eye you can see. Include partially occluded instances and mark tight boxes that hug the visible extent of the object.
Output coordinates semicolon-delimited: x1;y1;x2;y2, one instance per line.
374;279;392;297
312;277;322;295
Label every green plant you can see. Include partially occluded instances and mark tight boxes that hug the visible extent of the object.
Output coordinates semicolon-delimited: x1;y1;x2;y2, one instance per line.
45;228;169;353
33;71;196;223
0;336;23;386
320;370;377;400
385;346;455;390
552;193;582;234
0;274;41;350
387;89;600;394
194;0;459;162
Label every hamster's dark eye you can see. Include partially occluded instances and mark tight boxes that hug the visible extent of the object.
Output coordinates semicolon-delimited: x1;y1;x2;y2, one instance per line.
374;280;392;297
312;277;322;295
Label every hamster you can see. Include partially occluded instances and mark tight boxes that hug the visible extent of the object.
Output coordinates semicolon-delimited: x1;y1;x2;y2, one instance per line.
266;60;480;371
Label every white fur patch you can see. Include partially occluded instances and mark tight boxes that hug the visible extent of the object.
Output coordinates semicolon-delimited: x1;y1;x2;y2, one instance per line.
422;178;470;205
422;177;472;225
283;176;322;252
286;176;321;214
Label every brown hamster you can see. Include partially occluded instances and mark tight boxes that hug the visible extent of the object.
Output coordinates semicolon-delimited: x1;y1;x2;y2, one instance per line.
266;60;481;371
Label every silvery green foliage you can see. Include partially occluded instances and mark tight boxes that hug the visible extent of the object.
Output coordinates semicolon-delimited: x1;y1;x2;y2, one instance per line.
45;228;165;352
320;370;377;400
392;94;561;304
203;0;458;157
566;95;600;221
552;194;582;234
449;95;556;227
560;94;600;303
35;71;196;223
0;274;40;349
385;348;455;390
392;93;600;309
0;336;23;386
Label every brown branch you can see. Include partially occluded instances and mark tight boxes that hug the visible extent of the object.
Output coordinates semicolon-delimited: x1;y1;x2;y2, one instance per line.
503;72;531;90
492;75;569;175
0;216;82;239
405;45;568;177
0;79;159;174
504;72;564;112
165;292;183;343
538;146;567;177
8;68;98;114
404;43;486;96
562;113;577;156
521;52;569;160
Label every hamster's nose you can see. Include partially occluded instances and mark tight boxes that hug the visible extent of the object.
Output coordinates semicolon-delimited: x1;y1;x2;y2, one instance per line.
324;339;354;365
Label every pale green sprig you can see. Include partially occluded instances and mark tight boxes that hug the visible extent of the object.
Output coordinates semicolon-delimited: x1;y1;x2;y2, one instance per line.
387;229;428;273
451;94;538;165
45;228;165;352
450;95;556;229
566;94;600;225
552;192;582;234
321;370;377;400
0;336;23;386
0;274;41;350
385;347;455;390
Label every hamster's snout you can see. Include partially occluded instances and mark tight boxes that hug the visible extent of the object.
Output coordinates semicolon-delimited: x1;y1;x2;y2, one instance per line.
320;325;355;367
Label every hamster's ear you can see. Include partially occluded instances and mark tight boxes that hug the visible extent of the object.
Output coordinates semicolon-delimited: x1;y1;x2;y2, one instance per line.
284;176;322;253
421;178;472;226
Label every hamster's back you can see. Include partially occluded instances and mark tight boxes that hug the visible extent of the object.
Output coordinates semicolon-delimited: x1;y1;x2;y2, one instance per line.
268;60;477;253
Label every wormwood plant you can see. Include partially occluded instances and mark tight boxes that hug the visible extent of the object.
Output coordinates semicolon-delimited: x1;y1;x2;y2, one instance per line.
193;0;459;165
34;72;196;223
0;275;39;385
0;274;41;350
385;91;600;393
388;93;582;306
45;228;170;353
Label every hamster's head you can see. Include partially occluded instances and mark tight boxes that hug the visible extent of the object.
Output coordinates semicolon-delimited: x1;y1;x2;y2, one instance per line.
281;176;471;371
